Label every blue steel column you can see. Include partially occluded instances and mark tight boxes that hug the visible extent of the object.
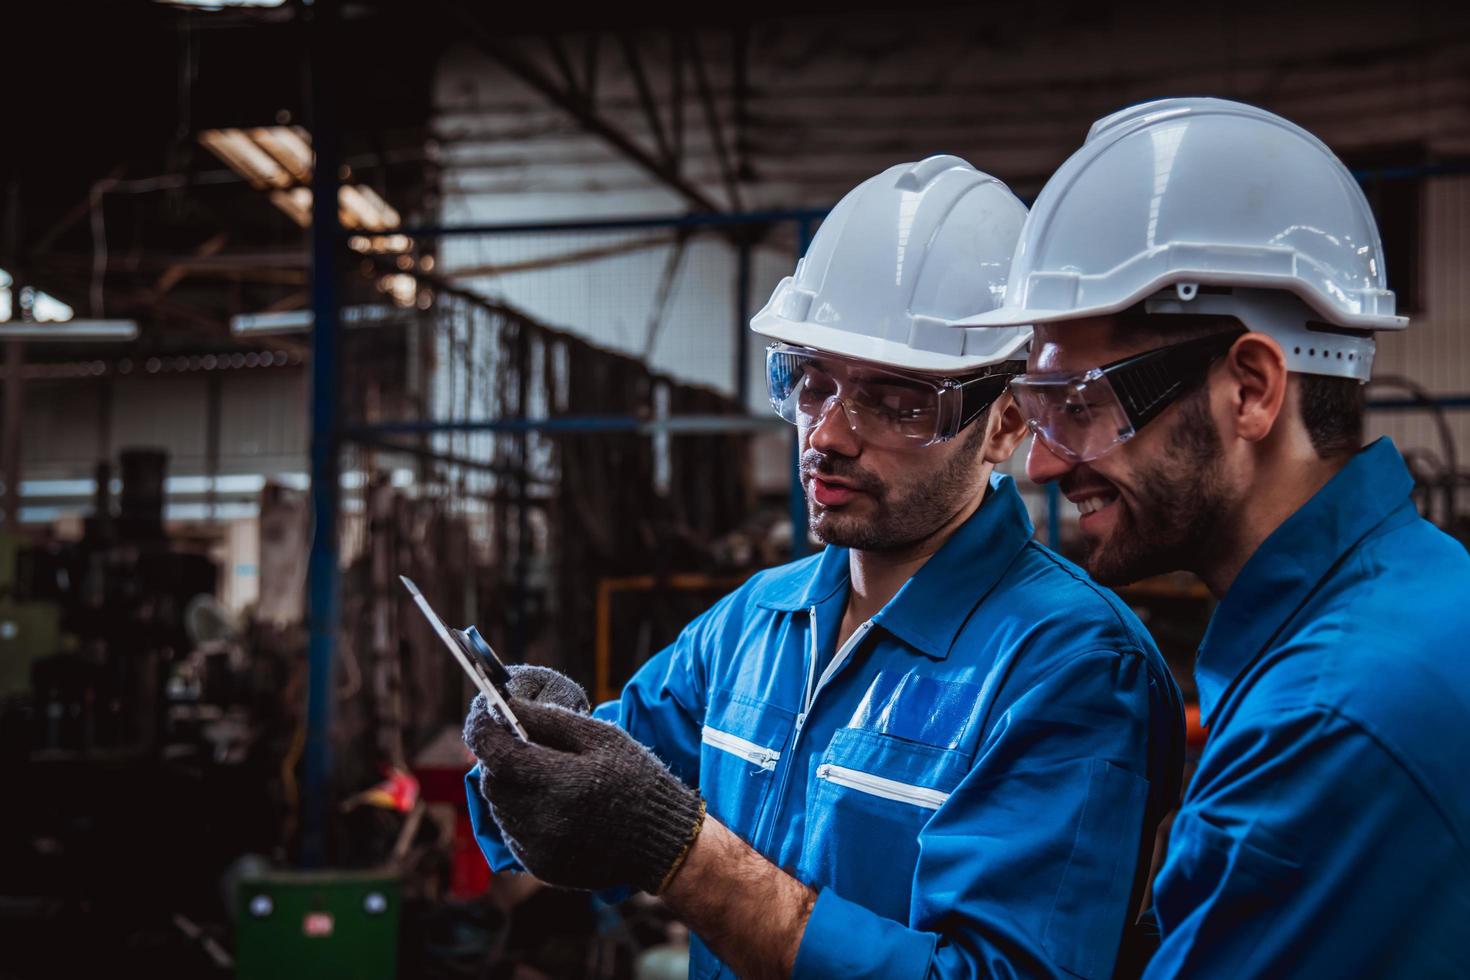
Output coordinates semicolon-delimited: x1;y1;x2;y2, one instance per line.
302;0;342;869
735;235;753;407
789;219;815;560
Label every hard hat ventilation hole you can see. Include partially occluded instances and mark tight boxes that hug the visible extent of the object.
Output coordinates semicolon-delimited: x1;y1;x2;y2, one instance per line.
1309;348;1315;356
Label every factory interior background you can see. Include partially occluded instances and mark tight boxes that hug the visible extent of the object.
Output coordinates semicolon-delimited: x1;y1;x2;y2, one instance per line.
3;1;1468;977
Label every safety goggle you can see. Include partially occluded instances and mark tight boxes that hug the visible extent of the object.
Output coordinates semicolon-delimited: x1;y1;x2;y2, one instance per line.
766;344;1014;450
1008;330;1244;463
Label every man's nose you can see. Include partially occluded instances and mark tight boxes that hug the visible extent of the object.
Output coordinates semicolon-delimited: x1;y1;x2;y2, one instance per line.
1026;433;1074;486
806;397;862;457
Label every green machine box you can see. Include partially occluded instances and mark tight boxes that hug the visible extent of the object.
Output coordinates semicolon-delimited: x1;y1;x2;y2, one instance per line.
236;870;400;980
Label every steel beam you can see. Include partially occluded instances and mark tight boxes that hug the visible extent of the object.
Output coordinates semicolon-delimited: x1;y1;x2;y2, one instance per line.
734;235;752;406
687;32;742;211
619;33;674;168
344;414;787;438
446;5;724;213
379;206;831;239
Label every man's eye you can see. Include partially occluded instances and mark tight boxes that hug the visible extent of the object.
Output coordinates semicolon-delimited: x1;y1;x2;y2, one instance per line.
1062;400;1106;418
867;393;930;422
801;373;836;397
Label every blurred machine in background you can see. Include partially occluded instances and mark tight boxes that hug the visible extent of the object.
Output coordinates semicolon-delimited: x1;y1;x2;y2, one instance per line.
0;291;766;976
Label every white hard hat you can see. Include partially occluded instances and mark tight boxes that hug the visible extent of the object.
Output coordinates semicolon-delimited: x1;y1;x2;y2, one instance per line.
959;98;1407;380
751;155;1031;374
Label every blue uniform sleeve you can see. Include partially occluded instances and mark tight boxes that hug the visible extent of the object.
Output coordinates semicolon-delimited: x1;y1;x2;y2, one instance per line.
795;648;1172;980
464;762;520;872
465;600;716;874
590;613;710;787
1144;706;1463;977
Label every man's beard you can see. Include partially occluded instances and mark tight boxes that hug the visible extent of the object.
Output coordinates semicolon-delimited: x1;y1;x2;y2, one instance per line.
1078;393;1230;586
803;423;986;552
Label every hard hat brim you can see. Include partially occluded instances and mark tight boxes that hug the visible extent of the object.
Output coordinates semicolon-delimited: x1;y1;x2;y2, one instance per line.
751;312;1029;374
954;280;1409;332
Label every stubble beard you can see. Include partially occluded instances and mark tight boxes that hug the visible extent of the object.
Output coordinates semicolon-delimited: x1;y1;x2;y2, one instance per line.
804;423;987;553
1082;394;1231;586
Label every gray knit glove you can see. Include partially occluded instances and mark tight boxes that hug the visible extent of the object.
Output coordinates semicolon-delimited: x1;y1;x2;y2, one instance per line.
462;698;705;894
467;664;589;731
506;664;590;711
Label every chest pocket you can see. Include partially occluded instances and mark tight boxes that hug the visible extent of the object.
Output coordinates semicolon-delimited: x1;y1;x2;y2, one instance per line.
699;687;794;838
798;725;968;921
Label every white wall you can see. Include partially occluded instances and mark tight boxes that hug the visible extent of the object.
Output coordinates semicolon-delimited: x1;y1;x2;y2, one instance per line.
1370;176;1470;460
18;367;310;523
23;368;308;481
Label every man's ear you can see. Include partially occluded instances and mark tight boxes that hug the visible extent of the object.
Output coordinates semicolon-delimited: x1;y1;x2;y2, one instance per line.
1222;333;1289;444
983;393;1030;465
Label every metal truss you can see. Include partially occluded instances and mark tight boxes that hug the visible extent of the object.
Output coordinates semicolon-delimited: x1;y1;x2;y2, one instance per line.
443;5;748;213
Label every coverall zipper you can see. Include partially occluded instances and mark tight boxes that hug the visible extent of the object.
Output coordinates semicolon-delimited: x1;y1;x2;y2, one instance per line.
815;763;950;810
701;725;780;771
758;607;873;853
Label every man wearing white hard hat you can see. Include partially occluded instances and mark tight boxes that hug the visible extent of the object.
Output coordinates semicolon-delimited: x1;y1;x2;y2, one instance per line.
461;156;1184;978
960;98;1470;975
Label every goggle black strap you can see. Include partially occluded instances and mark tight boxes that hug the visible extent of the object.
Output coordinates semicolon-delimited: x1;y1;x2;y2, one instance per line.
955;367;1020;433
1106;331;1243;429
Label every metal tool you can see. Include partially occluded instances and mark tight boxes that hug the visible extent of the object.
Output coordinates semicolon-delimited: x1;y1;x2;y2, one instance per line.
398;575;528;741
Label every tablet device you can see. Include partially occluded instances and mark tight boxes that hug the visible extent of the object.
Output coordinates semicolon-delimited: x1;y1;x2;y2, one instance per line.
399;575;529;741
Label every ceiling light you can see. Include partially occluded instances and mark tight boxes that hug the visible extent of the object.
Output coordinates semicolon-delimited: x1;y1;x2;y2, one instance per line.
338;185;402;232
231;310;313;335
348;234;413;254
156;0;285;8
232;304;402;335
201;127;407;236
353;185;401;229
2;267;76;324
269;188;313;228
250;126;313;182
200;129;291;189
0;321;139;341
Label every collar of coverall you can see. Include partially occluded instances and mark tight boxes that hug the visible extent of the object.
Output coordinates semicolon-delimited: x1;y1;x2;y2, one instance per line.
1193;437;1416;726
752;472;1034;660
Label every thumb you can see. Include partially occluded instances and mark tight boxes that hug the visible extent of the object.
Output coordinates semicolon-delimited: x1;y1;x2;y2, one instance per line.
465;711;525;777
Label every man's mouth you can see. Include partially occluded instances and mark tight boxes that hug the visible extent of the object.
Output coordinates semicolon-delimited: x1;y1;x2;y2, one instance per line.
1068;486;1121;531
811;476;861;507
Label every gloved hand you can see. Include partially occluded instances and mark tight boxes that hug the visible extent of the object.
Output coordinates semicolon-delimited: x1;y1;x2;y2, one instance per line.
504;664;590;712
467;664;590;732
462;698;705;894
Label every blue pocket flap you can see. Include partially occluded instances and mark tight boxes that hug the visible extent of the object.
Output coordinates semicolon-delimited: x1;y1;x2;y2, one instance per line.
849;671;978;749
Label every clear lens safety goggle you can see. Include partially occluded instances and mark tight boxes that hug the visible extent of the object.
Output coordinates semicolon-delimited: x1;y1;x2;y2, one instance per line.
1008;330;1244;463
765;344;1014;450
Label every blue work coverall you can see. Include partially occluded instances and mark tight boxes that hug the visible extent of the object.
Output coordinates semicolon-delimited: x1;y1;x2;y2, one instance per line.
470;474;1185;978
1146;438;1470;977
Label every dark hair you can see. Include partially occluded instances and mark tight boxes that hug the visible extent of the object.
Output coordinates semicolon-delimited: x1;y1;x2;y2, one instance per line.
1297;374;1365;457
1108;307;1364;459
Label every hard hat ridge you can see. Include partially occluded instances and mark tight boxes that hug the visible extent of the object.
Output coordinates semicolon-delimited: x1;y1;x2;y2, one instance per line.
750;155;1031;374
